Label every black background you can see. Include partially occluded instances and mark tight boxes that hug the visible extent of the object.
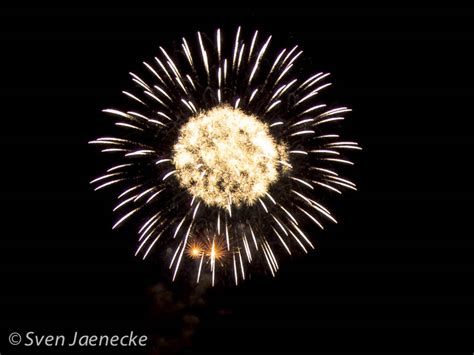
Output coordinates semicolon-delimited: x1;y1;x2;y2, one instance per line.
1;6;474;355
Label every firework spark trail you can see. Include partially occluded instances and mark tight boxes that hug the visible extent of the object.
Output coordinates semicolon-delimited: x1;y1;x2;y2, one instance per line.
90;28;360;285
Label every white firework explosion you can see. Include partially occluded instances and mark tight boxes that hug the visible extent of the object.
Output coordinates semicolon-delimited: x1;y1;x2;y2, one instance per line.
90;27;361;286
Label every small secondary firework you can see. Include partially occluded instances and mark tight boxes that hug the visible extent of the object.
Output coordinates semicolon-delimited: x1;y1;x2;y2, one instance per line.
90;28;360;285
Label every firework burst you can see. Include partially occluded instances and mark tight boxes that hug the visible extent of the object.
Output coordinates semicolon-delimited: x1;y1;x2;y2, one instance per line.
90;28;360;285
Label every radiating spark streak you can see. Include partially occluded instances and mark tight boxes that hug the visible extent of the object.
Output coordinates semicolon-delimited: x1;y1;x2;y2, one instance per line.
125;149;155;157
182;38;194;67
192;202;201;219
262;245;275;276
162;170;177;180
90;173;122;184
155;57;172;81
113;194;136;211
290;221;314;249
143;231;164;260
107;164;132;172
299;73;331;92
186;74;196;90
160;47;182;79
169;240;183;268
290;130;315;136
143;61;165;84
249;224;259;250
270;121;284;127
102;109;131;119
155;158;171;165
197;32;209;78
197;252;205;283
289;150;307;155
248;30;258;61
328;145;362;150
129;72;149;88
139;217;159;240
298;72;323;89
232;26;241;68
265;100;281;113
271;227;291;255
89;140;122;145
327;175;356;186
242;234;252;261
94;178;124;191
327;141;360;146
314;117;344;126
223;59;228;82
157;111;173;121
290;176;314;190
237;43;245;72
291;189;336;222
258;198;268;213
217;28;222;62
145;188;164;204
225;220;230;250
324;177;357;191
101;148;128;153
153;85;172;101
275;63;293;85
311;149;340;155
233;253;238;285
314;180;341;196
117;185;142;199
280;79;297;96
144;90;167;107
112;208;139;230
265;192;277;205
288;227;308;253
318;107;352;118
122;91;146;106
128;111;166;126
180;99;194;113
249;35;271;84
269;48;287;74
115;122;143;131
133;78;151;91
264;241;279;271
279;204;298;224
238;251;245;280
133;187;155;202
173;216;186;239
249;88;258;103
299;104;326;116
309;167;338;176
139;213;160;234
323;158;354;165
296;205;324;229
234;97;241;108
282;45;298;65
172;223;193;281
135;228;155;256
271;214;288;236
291;118;314;127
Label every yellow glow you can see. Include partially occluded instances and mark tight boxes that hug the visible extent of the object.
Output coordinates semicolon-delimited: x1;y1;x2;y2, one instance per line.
172;105;288;208
206;238;226;260
187;241;204;259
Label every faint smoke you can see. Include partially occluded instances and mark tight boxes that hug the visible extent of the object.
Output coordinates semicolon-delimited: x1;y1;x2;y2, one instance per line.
146;275;211;355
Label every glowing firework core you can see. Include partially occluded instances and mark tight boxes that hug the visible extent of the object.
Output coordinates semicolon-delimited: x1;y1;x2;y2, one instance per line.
172;105;288;208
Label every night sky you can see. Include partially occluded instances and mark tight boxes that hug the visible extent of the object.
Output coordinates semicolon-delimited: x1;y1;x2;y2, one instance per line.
1;6;474;355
